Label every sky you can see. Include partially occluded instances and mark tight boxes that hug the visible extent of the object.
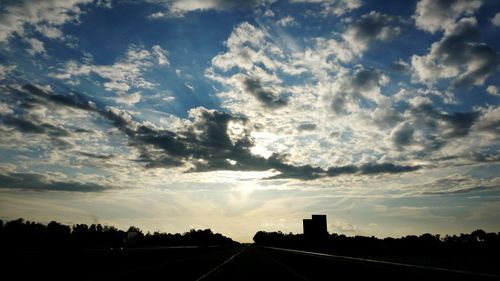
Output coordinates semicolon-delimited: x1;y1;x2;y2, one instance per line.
0;0;499;242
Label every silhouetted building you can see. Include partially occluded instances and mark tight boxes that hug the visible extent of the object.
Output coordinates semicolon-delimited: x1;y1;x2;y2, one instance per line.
303;215;328;240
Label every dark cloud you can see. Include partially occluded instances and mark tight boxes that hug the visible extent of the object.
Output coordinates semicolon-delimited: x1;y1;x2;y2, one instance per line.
441;111;480;138
393;100;481;150
268;160;421;180
359;163;420;174
2;116;46;134
297;123;317;131
0;170;107;192
243;78;288;108
422;185;498;195
77;151;114;159
351;68;384;91
15;84;421;180
331;67;386;115
438;19;498;87
326;165;357;176
410;101;480;138
392;122;414;147
330;92;349;115
21;84;97;112
345;11;402;46
414;17;499;87
371;107;404;129
1;114;71;138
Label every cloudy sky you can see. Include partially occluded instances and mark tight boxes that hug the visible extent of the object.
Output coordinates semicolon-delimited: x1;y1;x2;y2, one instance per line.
0;0;499;242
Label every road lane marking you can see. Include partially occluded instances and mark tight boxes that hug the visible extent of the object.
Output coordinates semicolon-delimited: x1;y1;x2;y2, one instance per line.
196;246;247;281
262;246;500;279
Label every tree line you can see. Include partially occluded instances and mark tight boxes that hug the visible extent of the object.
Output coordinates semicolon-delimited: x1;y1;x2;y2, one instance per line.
0;218;238;250
253;229;500;258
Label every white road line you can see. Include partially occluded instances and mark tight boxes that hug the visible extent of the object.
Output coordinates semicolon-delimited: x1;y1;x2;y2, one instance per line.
262;246;500;279
196;246;247;281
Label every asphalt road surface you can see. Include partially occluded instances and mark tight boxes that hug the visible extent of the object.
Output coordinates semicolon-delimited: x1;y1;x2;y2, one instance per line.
7;245;500;280
202;246;500;281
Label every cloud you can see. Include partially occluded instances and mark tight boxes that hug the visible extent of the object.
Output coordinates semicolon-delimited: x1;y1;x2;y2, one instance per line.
411;17;499;87
77;151;114;159
414;174;500;196
487;85;499;96
414;0;482;33
209;22;301;110
358;163;420;174
1;115;70;137
342;11;402;55
289;0;362;16
268;161;421;180
14;84;422;180
152;45;169;66
492;13;500;27
0;0;94;42
264;9;275;17
472;106;500;136
35;25;63;39
389;97;486;154
309;11;403;64
114;91;142;105
211;22;268;72
277;16;297;27
0;169;107;192
330;67;389;115
391;122;414;147
52;45;165;95
297;123;316;131
149;0;274;18
242;77;288;108
25;38;46;56
0;65;16;81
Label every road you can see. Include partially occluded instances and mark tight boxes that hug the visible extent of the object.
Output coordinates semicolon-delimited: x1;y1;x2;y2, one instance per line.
6;245;500;280
202;246;500;281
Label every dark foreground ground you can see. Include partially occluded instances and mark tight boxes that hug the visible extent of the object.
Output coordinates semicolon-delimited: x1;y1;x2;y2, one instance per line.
5;245;500;281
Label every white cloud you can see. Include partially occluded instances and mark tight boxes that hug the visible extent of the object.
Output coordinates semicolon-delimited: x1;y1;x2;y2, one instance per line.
414;0;482;33
0;102;14;115
152;45;170;66
0;65;16;80
35;25;63;39
289;0;362;16
0;0;94;42
487;85;499;96
411;17;498;87
264;9;275;17
342;11;402;56
25;38;46;56
148;11;166;19
472;106;500;136
211;22;273;72
53;45;163;92
277;15;298;27
207;22;402;170
492;13;500;27
114;91;142;105
149;0;275;18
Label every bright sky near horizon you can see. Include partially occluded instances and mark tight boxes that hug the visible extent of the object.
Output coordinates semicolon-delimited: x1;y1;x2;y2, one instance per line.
0;0;499;242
